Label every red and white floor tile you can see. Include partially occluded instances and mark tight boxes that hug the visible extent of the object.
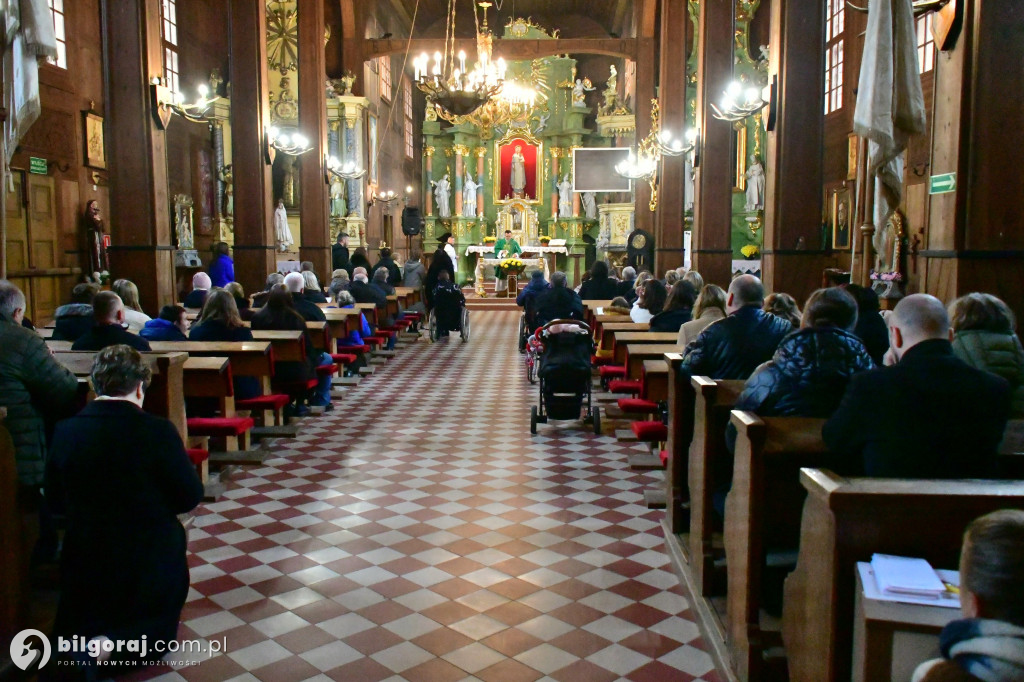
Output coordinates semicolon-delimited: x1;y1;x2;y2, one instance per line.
133;311;722;682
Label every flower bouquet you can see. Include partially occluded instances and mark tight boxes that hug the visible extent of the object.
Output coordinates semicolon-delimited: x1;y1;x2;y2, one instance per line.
499;258;525;276
869;270;903;282
740;244;760;259
539;235;551;246
86;270;111;286
483;236;496;245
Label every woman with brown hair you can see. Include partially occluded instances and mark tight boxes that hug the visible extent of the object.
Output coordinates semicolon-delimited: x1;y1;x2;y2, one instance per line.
678;284;727;347
189;289;259;398
949;292;1024;416
650;281;697;333
111;278;151;333
223;281;253;320
763;292;802;327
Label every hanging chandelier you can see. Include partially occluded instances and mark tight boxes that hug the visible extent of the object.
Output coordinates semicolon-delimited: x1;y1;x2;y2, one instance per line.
711;80;768;122
443;61;549;138
615;99;699;211
414;0;505;118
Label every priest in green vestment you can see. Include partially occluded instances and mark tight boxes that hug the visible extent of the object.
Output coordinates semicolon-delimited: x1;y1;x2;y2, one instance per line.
494;230;523;292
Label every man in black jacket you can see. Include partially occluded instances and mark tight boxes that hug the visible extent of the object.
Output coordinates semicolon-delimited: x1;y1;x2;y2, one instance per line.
284;272;326;321
679;274;792;380
72;291;151;351
823;294;1011;478
332;232;350;272
371;247;402;286
53;283;99;341
535;271;584;327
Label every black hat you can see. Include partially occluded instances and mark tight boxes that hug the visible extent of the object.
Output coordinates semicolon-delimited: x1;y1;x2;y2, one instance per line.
437;232;452;243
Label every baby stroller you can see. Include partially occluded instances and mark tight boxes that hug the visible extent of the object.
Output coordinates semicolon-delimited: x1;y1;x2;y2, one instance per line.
429;284;470;342
530;320;600;435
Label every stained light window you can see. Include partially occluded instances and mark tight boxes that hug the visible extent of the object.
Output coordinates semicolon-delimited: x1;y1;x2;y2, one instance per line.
824;0;845;114
47;0;67;69
160;0;180;93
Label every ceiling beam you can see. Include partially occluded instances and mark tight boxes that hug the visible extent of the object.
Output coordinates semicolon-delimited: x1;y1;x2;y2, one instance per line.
363;37;637;62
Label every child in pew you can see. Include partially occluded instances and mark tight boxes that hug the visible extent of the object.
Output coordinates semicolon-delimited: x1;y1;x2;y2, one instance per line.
912;510;1024;682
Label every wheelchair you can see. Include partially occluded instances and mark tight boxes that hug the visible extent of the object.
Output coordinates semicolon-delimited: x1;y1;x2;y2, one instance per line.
428;286;470;343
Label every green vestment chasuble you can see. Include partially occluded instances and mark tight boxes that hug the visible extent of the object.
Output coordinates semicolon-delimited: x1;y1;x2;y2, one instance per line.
493;238;522;276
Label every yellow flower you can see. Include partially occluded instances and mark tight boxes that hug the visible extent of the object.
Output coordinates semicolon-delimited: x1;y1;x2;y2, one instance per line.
740;245;760;258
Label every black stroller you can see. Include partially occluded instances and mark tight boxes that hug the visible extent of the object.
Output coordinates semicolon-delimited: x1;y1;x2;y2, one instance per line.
530;320;600;435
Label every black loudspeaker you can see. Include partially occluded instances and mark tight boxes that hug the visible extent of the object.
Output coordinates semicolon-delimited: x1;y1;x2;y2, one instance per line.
402;206;423;236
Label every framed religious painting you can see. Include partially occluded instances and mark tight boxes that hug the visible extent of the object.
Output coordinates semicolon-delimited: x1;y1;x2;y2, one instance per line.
732;125;748;191
367;112;378;185
847;133;859;180
832;187;852;250
493;128;542;204
83;110;106;170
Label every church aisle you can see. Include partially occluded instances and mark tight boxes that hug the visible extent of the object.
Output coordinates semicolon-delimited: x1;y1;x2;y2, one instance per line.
146;311;722;682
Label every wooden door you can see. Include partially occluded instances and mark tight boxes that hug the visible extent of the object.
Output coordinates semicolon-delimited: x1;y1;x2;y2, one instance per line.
4;172;61;321
5;172;30;310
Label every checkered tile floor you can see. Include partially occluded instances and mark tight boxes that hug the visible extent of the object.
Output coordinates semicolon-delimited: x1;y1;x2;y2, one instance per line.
131;311;722;682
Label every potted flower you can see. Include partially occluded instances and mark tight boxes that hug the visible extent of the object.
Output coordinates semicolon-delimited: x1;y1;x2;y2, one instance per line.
539;235;551;246
483;235;496;245
740;244;760;260
499;258;525;276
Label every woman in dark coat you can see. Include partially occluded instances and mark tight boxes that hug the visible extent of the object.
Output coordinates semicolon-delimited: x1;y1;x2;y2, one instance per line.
189;290;260;399
46;345;203;671
348;247;372;275
578;261;620;301
424;242;455;310
650;281;697;333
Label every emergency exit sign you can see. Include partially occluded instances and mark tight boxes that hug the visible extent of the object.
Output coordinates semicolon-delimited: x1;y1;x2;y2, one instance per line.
929;172;957;194
29;157;47;174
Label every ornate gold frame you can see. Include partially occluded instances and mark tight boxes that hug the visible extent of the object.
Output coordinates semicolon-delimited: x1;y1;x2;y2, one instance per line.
493;126;543;205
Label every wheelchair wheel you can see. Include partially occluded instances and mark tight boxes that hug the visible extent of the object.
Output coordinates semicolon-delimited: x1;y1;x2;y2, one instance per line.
428;310;438;342
460;308;470;342
518;316;527;353
592;406;601;435
530;405;538;435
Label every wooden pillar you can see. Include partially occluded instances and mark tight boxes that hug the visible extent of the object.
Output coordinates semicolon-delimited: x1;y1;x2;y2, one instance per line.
654;0;690;274
476;147;486;217
298;0;331;283
339;0;364;95
101;0;173;312
922;0;1024;321
760;0;829;302
634;0;658;239
425;147;434;215
691;0;735;287
229;0;275;295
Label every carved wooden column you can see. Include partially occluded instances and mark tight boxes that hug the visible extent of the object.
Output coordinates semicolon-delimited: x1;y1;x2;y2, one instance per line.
229;0;275;295
424;146;434;215
691;0;735;286
101;0;173;311
475;147;486;217
922;0;1024;320
760;0;828;302
297;0;331;282
654;0;690;273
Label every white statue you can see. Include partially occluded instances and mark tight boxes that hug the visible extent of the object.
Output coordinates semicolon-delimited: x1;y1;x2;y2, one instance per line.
274;199;294;252
684;160;695;211
582;191;597;220
571;78;594;107
745;155;765;212
534;112;550;133
433;173;451;218
510;145;527;196
557;174;573;218
462;174;479;218
597;227;611;251
330;177;346;218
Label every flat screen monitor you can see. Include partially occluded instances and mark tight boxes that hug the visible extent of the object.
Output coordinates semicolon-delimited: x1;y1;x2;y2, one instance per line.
571;147;632;192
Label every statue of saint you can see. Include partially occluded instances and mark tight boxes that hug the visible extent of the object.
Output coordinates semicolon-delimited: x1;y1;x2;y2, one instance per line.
84;200;109;274
745;155;765;212
462;174;479;218
220;165;233;219
582;191;598;220
176;203;194;250
557;174;574;218
330;177;347;218
601;65;619;115
433;173;452;218
571;78;594;107
274;198;294;252
510;146;527;196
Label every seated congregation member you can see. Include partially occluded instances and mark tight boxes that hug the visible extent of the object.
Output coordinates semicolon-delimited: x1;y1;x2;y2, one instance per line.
332;290;370;370
283;272;326;322
46;345;203;672
650;280;697;333
371;268;398;328
432;271;465;337
628;271;653;306
403;251;426;290
630;279;667;324
140;305;189;342
183;271;211;309
517;270;549;313
845;283;890;365
949;292;1024;416
251;272;284;308
53;282;100;341
678;275;792;380
73;292;151;351
823;294;1010;478
224;281;254;320
578;261;619;301
535;271;584;327
208;241;234;288
111;279;151;333
349;246;371;274
605;296;632;316
350;267;386;309
302;270;328;304
678;284;726;347
327;269;350;299
252;286;334;410
912;510;1024;682
682;269;705;295
617;266;637;301
371;247;402;286
189;289;260;400
664;269;680;288
763;292;802;327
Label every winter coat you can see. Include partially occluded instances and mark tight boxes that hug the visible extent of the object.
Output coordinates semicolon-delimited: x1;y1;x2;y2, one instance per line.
535;287;584;327
371;257;403;286
72;323;152;352
209;254;235;288
332;243;350;271
855;308;890;365
403;260;427;290
182;289;207;309
952;329;1024;416
0;316;80;485
680;305;794;380
188;319;260;399
578;276;619;301
516;276;549;309
678;307;726;347
139;318;188;342
290;293;327;322
649;307;693;333
52;303;95;341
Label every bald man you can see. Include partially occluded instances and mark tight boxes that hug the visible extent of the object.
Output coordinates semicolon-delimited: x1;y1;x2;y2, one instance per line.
71;291;151;351
823;294;1011;478
679;274;793;380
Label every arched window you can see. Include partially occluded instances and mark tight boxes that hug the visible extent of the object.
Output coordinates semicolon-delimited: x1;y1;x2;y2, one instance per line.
824;0;845;115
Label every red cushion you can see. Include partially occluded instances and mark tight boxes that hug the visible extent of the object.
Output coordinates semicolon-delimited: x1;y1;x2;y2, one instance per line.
363;337;384;346
186;448;209;466
187;417;255;437
236;394;290;411
330;353;357;365
631;421;668;441
374;329;397;338
339;344;370;353
316;364;340;375
591;354;614;367
273;378;319;391
617;398;659;413
608;379;642;394
402;312;422;319
598;365;627;378
659;449;669;467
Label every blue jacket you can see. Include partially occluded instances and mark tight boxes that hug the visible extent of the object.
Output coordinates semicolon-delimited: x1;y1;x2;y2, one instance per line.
516;277;548;308
140;318;188;342
209;254;235;288
680;305;793;380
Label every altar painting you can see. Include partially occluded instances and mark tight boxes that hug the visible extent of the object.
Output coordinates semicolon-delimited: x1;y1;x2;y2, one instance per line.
494;136;541;204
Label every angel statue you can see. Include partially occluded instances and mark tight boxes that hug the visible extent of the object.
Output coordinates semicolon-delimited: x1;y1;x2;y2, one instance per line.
571;78;594;107
338;70;356;96
432;173;451;218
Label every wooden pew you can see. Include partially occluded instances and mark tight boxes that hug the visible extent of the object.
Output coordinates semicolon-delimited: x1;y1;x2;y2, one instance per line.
0;408;23;644
146;341;275;393
623;343;681;380
782;470;1024;682
599;323;650;352
249;329;305;361
725;412;830;681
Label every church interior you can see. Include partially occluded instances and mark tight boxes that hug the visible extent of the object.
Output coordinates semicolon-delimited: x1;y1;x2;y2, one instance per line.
2;0;1023;680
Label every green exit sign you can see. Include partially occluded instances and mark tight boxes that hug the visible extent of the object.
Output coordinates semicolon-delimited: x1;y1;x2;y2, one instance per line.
929;172;956;194
29;157;47;174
